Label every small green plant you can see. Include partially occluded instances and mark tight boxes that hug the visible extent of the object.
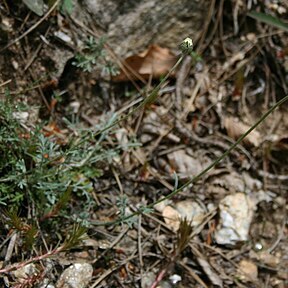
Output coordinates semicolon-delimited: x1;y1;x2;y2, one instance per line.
0;93;123;227
179;37;194;55
0;92;134;272
0;224;86;274
73;36;119;75
151;218;193;288
3;208;38;251
1;37;287;277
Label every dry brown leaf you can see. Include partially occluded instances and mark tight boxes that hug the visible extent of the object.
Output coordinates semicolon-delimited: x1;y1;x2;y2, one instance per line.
113;45;177;82
224;117;261;147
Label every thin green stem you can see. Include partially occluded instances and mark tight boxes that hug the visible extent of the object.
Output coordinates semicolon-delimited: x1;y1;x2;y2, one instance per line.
91;94;288;226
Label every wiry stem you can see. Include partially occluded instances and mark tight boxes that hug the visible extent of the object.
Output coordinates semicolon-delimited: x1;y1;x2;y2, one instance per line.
0;246;61;274
71;55;184;151
92;94;288;226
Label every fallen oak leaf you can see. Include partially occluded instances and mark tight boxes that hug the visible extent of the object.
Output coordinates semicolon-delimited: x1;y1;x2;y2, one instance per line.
113;45;177;82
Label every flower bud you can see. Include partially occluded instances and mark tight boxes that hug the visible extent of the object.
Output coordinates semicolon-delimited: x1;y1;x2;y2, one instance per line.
180;37;194;55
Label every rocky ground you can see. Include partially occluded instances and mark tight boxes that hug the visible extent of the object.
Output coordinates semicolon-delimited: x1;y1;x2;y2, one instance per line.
0;0;288;287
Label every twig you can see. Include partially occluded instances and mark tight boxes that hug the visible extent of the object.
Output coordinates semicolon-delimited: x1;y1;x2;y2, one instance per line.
191;245;223;287
267;211;286;253
0;0;60;53
196;0;216;52
189;240;262;286
24;25;51;71
180;261;209;288
91;93;288;226
0;79;11;88
89;255;137;288
138;215;144;288
175;56;192;112
92;226;130;264
4;232;17;264
0;246;62;274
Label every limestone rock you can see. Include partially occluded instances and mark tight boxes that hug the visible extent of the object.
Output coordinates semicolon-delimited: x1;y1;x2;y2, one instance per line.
56;263;93;288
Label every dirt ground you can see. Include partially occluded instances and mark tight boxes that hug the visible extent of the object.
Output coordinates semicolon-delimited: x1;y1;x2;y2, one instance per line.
0;1;288;287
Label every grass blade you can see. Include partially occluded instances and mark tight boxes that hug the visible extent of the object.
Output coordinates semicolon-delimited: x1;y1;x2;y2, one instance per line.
248;11;288;32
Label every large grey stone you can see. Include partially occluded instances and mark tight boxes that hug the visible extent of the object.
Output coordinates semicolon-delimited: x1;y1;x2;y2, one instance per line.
74;0;205;57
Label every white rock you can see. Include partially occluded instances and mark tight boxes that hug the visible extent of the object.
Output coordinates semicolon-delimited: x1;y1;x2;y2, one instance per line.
169;274;182;284
54;31;73;45
56;263;93;288
215;193;256;245
12;111;29;123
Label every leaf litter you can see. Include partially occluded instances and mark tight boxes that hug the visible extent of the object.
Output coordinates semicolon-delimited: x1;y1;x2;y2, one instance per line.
0;0;288;287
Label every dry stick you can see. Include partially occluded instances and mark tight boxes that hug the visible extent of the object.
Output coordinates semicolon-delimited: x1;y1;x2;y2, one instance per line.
196;0;216;52
92;226;130;264
91;93;288;226
90;255;137;288
24;25;51;71
180;261;209;288
0;246;62;274
0;79;11;88
137;215;145;288
0;0;60;53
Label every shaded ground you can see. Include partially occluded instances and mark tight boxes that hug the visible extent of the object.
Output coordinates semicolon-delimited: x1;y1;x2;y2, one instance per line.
0;1;288;287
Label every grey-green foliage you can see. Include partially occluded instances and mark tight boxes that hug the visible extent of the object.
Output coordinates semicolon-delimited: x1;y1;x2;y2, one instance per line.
0;96;30;205
73;36;119;76
0;95;118;222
